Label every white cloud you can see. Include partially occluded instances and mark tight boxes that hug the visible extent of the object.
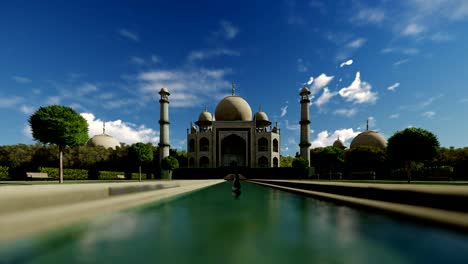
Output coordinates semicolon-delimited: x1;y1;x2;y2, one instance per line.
0;96;22;108
280;105;288;117
315;88;337;107
284;120;299;131
311;128;360;148
422;111;436;118
347;38;366;49
81;113;159;145
46;96;62;105
334;108;358;117
130;56;145;65
118;29;139;42
297;58;308;72
306;76;314;85
339;72;377;104
77;83;98;96
220;20;239;40
352;8;385;24
431;32;453;42
389;113;399;119
22;124;33;140
188;49;240;62
12;75;32;84
402;23;425;36
308;73;334;95
138;68;232;108
340;59;353;68
387;82;400;91
409;0;468;21
151;55;160;63
394;59;409;66
19;105;35;115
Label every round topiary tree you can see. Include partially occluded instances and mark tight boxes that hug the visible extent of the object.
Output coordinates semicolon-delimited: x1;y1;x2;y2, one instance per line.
161;156;179;180
29;105;88;183
387;127;439;183
128;142;154;181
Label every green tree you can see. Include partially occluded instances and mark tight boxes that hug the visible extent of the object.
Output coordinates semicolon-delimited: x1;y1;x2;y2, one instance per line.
161;156;179;170
128;142;154;181
345;146;386;177
311;146;345;178
280;155;294;167
29;105;88;183
387;127;439;183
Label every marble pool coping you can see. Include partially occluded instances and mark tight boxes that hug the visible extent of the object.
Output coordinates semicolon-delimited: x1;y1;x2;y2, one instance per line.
0;180;224;242
248;179;468;232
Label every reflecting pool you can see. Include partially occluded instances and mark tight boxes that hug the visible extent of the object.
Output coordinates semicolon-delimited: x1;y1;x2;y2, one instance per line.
1;182;467;263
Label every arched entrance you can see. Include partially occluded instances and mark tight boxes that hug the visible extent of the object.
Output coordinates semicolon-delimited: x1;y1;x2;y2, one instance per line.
221;134;247;167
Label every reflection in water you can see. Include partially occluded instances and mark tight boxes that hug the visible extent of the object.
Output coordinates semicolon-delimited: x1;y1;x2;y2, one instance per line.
232;174;241;198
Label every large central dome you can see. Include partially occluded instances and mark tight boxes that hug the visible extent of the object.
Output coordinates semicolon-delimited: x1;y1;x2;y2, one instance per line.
215;96;252;121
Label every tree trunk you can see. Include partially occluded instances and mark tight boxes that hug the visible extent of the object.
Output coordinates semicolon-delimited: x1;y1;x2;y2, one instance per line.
59;145;64;183
139;165;142;182
406;160;411;183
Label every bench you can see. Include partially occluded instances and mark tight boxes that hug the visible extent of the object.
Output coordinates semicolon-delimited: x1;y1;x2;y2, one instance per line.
26;172;49;180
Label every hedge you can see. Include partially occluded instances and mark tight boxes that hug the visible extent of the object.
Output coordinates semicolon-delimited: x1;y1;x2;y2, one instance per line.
0;166;9;180
39;167;89;180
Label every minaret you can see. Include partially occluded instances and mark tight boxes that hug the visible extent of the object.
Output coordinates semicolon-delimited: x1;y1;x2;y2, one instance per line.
299;86;311;164
158;87;170;162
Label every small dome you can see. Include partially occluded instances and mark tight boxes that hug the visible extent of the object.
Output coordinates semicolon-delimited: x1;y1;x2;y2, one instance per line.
198;111;213;122
159;87;170;94
87;134;121;149
215;96;252;121
350;131;387;150
254;111;269;121
300;87;311;95
333;138;346;149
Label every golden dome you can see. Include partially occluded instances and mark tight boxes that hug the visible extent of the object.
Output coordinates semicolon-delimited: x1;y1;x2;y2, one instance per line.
350;131;387;149
214;96;252;121
198;111;213;122
254;111;269;121
87;134;121;149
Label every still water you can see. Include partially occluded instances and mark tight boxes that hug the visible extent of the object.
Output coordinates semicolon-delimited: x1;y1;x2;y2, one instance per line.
2;182;468;263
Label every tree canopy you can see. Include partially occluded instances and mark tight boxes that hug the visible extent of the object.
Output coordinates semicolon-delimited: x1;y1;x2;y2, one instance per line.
161;156;179;170
128;142;154;165
292;157;309;169
28;105;88;182
29;105;89;147
387;127;439;165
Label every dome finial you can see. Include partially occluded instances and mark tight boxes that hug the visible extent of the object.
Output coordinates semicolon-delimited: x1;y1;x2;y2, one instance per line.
366;119;369;131
232;81;235;96
259;104;262;112
103;121;106;134
204;105;208;112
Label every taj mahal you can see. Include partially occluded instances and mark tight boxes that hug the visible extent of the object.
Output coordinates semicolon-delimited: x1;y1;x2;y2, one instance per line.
186;83;281;168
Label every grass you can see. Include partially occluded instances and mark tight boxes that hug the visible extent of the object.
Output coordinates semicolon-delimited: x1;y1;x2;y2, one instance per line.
0;179;163;186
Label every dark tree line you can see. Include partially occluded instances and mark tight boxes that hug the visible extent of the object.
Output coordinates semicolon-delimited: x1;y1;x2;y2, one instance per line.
0;143;187;180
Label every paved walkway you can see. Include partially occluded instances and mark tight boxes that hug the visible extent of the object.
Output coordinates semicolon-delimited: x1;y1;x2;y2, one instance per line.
0;180;224;242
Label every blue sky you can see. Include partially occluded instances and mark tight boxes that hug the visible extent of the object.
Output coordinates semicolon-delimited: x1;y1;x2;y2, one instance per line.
1;0;468;156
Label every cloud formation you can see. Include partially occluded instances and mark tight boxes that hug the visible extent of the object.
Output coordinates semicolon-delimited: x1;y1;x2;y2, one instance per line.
315;88;337;107
138;68;232;107
220;20;239;40
280;104;288;117
307;73;334;95
311;128;359;148
340;59;353;68
387;82;400;91
334;108;358;117
339;72;377;104
118;29;139;42
347;38;366;49
188;48;240;62
81;113;159;145
351;8;385;24
12;75;32;84
422;111;435;118
402;23;425;36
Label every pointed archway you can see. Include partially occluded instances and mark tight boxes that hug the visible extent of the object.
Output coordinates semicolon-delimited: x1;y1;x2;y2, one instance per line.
221;134;247;167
